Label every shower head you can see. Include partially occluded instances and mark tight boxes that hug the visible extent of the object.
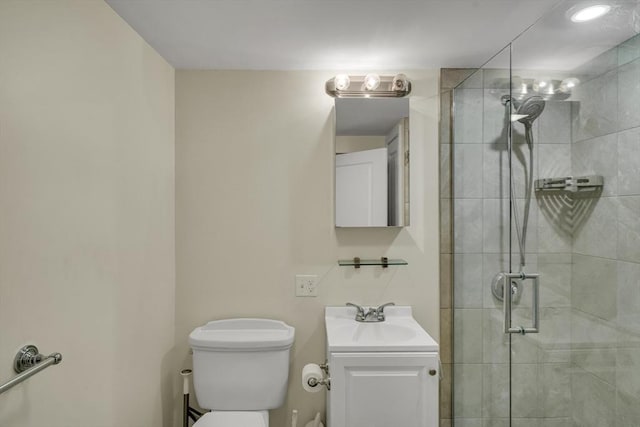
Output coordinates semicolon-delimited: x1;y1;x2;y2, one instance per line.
501;94;545;149
515;95;545;127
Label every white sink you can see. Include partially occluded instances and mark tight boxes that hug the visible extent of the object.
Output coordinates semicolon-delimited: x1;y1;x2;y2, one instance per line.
325;306;439;352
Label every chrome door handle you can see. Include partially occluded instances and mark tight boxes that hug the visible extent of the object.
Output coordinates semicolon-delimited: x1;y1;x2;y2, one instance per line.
501;272;539;334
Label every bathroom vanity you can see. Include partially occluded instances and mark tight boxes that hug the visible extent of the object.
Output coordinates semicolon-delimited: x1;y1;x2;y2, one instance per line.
324;306;439;427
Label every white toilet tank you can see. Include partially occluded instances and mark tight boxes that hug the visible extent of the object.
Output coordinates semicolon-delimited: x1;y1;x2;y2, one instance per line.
189;318;295;411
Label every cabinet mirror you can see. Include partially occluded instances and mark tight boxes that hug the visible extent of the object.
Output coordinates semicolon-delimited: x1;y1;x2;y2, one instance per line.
335;97;409;227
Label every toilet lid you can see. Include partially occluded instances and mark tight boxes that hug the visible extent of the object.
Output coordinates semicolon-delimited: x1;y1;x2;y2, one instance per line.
194;411;268;427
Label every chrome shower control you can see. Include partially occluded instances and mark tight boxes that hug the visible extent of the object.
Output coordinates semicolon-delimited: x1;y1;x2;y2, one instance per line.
491;272;522;304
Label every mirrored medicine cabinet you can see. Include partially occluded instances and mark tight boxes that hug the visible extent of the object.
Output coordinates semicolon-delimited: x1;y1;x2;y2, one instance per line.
334;97;410;227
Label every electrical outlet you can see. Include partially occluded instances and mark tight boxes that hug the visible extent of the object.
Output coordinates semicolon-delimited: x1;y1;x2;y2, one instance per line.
295;275;318;297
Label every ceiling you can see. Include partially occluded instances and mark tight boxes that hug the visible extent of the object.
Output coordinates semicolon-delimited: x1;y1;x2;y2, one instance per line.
105;0;567;70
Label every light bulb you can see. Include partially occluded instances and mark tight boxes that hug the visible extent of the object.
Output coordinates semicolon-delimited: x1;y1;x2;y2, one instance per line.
392;73;409;91
533;79;549;93
533;80;547;91
571;4;611;22
334;74;350;91
364;73;381;91
559;77;580;93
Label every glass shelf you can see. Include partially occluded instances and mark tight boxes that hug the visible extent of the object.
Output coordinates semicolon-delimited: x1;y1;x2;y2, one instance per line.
338;257;408;268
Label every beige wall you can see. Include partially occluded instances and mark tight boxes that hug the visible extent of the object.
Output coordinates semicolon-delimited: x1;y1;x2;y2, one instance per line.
335;135;386;153
0;2;175;426
176;70;439;425
0;4;438;425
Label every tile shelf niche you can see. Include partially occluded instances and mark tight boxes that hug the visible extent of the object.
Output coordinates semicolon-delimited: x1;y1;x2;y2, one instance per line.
338;257;408;268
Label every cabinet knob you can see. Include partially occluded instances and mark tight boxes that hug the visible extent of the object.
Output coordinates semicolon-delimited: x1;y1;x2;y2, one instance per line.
429;369;437;376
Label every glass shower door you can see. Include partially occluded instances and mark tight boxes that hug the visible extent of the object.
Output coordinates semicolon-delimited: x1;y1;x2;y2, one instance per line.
506;1;640;426
451;45;515;426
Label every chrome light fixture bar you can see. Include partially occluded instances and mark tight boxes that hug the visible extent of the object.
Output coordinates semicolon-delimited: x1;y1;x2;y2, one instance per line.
510;77;580;101
326;73;411;98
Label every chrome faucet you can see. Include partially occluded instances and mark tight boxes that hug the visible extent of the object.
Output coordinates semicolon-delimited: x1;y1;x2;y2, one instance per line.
373;302;395;321
346;302;395;322
346;302;367;321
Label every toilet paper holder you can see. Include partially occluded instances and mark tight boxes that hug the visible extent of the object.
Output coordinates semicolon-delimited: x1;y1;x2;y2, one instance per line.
307;362;331;391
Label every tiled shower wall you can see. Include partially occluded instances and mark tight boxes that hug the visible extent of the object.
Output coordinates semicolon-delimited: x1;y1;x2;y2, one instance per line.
567;33;640;426
441;32;640;427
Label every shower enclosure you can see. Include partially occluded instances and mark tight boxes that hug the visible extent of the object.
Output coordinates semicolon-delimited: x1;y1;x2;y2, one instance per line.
447;0;640;425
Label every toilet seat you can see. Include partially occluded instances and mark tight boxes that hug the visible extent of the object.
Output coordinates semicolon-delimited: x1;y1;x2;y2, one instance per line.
193;411;268;427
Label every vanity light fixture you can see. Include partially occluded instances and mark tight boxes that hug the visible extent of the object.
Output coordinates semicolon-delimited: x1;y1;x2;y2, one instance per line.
570;4;611;22
325;73;411;98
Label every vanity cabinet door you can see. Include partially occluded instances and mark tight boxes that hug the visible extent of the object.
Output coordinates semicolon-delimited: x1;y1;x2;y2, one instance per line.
327;352;439;427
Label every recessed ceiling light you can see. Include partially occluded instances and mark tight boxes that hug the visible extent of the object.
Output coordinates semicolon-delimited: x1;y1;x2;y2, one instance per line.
570;4;611;22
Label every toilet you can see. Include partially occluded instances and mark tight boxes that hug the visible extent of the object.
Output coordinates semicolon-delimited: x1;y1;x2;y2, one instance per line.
189;318;295;427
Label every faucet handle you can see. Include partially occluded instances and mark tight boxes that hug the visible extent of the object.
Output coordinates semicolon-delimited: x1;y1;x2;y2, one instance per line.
346;302;366;321
374;302;396;321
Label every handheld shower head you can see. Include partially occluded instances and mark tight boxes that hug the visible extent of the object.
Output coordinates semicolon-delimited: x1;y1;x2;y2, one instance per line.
499;94;545;272
515;95;545;127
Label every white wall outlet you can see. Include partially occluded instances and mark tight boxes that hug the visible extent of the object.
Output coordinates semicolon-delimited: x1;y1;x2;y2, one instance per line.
295;274;318;297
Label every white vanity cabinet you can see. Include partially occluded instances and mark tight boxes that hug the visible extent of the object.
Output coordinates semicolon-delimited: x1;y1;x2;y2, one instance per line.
324;306;440;427
327;352;439;427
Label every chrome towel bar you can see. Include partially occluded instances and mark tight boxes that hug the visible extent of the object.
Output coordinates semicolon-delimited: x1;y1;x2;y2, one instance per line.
0;345;62;395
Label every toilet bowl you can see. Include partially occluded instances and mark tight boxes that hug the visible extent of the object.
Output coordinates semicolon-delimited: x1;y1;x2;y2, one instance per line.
189;318;295;427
